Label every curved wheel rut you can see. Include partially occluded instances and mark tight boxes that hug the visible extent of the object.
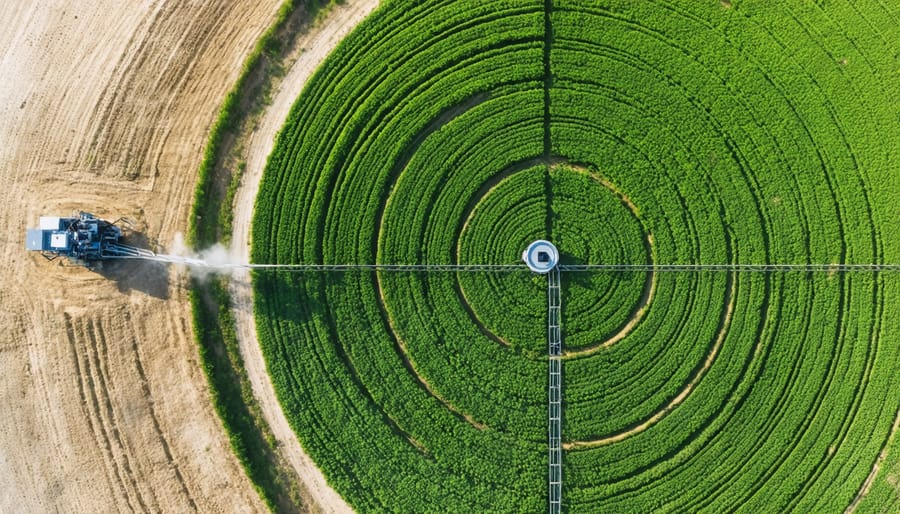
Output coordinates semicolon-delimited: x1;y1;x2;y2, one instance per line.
228;1;380;513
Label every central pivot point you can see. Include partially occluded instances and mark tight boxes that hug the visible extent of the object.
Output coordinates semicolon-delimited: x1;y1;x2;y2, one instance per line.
523;240;559;273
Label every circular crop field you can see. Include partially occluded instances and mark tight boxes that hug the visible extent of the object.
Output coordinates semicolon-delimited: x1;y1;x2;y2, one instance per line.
251;1;900;511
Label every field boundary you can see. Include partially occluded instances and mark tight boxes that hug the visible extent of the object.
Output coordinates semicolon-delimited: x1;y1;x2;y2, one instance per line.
187;1;350;512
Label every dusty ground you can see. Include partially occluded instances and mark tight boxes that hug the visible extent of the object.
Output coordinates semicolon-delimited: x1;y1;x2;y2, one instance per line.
0;1;287;512
229;1;380;512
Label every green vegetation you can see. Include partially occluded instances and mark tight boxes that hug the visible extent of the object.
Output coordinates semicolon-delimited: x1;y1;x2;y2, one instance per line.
187;0;345;512
190;281;305;511
458;165;650;354
190;0;342;248
251;0;900;511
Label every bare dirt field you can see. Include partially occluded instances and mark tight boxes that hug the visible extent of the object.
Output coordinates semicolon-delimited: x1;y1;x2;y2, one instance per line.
0;1;289;511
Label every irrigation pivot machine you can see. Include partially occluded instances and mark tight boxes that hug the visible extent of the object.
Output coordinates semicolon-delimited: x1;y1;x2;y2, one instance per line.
230;242;900;513
27;216;900;512
523;240;564;513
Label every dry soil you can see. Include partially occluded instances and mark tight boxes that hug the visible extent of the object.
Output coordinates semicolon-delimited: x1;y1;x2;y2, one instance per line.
0;1;290;512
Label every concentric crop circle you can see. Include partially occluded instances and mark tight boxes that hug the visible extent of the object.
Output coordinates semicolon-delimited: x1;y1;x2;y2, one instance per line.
456;164;651;354
251;1;900;512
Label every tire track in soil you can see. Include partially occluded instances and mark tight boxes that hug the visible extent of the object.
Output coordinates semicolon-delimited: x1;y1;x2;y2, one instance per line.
81;1;241;179
91;316;162;513
79;2;166;175
65;307;201;513
64;312;145;513
120;310;198;512
63;312;121;510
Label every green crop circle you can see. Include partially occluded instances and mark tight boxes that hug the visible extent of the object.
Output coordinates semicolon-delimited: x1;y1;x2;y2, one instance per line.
250;1;900;512
457;164;651;354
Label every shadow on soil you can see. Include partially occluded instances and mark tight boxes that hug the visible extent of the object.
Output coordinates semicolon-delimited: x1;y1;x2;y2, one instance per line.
96;229;170;300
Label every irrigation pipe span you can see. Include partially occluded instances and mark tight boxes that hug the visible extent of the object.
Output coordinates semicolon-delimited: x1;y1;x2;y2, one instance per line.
125;256;900;273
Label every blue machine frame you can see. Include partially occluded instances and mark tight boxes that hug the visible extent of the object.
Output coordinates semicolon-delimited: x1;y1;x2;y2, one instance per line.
25;212;144;266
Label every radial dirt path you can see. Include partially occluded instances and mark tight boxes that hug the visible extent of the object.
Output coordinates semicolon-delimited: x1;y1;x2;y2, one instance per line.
0;1;287;512
229;1;381;512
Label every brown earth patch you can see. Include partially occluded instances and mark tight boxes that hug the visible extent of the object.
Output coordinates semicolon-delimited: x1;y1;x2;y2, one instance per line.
0;1;290;512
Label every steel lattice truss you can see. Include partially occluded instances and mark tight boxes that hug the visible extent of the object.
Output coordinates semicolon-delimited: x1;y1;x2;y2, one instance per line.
547;267;563;514
229;262;900;273
181;258;895;511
